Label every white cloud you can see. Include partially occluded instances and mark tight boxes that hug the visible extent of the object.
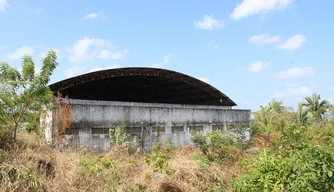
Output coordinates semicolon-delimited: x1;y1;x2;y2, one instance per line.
65;64;121;77
273;85;312;99
275;66;315;79
277;34;306;51
230;0;293;20
248;61;270;72
329;86;334;91
197;77;210;83
194;15;224;30
208;40;220;49
0;0;8;12
249;33;281;45
8;46;36;60
0;45;6;51
83;12;106;19
65;66;86;77
67;37;127;62
286;83;298;87
86;64;121;73
293;86;312;95
97;49;128;59
151;54;173;68
273;92;288;99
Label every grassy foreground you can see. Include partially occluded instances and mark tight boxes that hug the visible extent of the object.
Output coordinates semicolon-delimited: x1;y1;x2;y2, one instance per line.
0;133;243;192
1;120;334;192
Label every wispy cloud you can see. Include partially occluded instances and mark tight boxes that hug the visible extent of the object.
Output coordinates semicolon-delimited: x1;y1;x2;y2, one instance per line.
97;49;128;59
151;54;173;68
275;66;315;79
7;46;36;60
208;40;220;49
86;64;120;73
248;61;270;72
67;37;127;62
194;15;224;30
83;12;106;19
286;83;298;87
64;64;120;77
230;0;294;20
273;85;312;99
0;0;8;13
249;33;281;45
277;34;306;51
64;66;86;77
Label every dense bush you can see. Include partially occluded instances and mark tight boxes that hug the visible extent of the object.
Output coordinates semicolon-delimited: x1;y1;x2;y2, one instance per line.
235;97;334;191
234;141;334;191
191;131;243;163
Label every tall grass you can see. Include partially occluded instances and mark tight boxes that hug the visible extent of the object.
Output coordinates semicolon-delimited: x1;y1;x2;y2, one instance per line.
0;132;242;192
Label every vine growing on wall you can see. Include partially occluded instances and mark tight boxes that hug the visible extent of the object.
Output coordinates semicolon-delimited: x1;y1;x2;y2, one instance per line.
51;91;76;146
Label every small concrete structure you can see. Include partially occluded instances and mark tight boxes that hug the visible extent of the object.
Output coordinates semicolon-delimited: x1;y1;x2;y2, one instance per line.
42;67;251;152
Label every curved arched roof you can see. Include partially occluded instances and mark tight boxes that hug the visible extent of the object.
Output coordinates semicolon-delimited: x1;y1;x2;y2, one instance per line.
49;67;236;106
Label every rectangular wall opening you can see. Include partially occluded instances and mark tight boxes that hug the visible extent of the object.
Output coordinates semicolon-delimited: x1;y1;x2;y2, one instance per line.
188;125;203;132
172;126;184;132
65;128;79;135
91;127;110;135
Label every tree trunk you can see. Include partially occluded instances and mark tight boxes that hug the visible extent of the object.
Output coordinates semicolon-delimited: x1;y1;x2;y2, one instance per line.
13;123;18;141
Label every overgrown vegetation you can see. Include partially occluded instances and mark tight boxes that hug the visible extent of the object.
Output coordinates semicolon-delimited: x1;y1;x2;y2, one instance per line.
0;50;58;148
1;53;334;191
234;96;334;192
51;91;76;147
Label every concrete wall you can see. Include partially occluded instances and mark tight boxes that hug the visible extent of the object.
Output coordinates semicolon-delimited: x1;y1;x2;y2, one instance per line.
55;99;251;153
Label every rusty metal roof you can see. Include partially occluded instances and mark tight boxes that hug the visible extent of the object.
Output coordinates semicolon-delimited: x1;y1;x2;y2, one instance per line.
49;67;237;106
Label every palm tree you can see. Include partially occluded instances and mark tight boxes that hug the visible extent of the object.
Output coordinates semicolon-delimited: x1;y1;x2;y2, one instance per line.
303;93;330;122
297;102;308;125
268;99;285;114
253;105;276;127
268;99;293;114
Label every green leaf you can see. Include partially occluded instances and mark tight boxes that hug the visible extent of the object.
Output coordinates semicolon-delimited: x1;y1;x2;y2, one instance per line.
328;171;333;178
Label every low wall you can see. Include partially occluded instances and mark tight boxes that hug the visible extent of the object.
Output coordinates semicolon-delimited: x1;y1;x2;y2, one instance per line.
50;99;251;153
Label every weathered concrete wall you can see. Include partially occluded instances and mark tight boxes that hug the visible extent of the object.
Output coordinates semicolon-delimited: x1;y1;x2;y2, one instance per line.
40;105;53;145
59;99;251;153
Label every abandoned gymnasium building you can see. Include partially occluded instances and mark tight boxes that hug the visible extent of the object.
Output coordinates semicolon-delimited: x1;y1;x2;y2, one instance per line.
42;67;251;152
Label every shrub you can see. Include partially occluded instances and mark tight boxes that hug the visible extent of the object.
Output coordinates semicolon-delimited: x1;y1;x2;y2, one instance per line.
0;163;44;191
191;131;243;163
312;121;334;149
0;128;13;149
234;141;334;192
144;141;172;174
109;120;127;146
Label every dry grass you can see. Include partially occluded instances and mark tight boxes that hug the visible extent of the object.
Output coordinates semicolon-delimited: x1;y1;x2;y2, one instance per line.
0;132;244;192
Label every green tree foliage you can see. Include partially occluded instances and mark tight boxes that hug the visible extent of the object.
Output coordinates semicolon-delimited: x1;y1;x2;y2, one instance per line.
297;102;309;125
0;50;58;145
237;93;334;191
251;100;289;136
303;92;331;122
191;131;244;163
234;141;334;192
268;99;287;114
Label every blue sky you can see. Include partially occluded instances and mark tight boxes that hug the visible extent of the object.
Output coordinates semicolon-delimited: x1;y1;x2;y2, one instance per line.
1;0;333;111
